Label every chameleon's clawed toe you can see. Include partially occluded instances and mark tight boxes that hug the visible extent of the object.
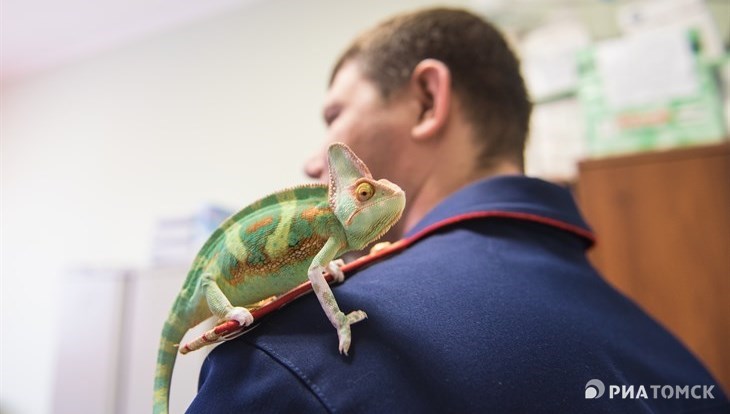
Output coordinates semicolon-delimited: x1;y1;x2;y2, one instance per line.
339;334;352;355
225;307;254;327
347;310;367;324
327;259;347;283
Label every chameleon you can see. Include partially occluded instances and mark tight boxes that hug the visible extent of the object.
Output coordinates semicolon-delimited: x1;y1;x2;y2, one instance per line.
153;142;406;414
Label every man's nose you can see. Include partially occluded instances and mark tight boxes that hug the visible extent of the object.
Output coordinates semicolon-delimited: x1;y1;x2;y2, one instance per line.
303;150;327;182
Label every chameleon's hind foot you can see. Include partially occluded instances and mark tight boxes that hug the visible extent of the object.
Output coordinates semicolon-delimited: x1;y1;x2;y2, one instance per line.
336;310;368;355
225;307;254;327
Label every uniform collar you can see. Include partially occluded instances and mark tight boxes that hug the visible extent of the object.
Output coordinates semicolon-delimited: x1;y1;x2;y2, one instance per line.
404;175;594;246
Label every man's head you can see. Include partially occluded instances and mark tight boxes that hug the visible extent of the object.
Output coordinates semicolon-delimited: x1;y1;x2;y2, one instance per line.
305;7;531;234
331;8;531;168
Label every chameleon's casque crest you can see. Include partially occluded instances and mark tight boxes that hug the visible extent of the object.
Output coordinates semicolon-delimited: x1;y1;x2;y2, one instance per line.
327;142;372;209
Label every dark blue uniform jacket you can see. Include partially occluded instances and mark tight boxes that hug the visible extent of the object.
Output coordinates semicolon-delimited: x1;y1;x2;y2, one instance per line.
189;176;728;413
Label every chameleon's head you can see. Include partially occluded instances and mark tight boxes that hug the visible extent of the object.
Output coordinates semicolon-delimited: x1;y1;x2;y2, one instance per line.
327;143;405;250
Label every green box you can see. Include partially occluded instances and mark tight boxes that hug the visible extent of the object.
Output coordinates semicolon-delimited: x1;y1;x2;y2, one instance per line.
577;31;727;157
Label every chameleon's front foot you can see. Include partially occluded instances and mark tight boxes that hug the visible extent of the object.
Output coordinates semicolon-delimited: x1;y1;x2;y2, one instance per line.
327;259;346;283
336;310;368;355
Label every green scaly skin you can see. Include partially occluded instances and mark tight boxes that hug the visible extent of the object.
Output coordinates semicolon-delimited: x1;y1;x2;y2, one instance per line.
153;143;405;414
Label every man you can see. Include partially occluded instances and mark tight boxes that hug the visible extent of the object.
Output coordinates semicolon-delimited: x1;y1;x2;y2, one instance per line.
189;8;728;413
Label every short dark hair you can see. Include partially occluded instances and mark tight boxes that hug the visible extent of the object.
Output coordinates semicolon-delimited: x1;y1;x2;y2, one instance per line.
331;8;532;168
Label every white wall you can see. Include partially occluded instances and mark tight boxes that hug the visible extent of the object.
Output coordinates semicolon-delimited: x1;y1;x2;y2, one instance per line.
0;0;472;413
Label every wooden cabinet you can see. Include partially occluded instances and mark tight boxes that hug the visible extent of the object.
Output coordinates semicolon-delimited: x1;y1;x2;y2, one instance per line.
577;143;730;393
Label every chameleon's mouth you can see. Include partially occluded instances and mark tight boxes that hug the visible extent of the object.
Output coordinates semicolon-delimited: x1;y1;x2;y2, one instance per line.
371;204;404;242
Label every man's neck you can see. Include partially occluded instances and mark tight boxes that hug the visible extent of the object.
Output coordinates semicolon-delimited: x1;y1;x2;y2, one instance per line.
401;159;522;235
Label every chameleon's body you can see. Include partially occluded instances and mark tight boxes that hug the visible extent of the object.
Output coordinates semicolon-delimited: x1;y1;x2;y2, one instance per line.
153;143;405;414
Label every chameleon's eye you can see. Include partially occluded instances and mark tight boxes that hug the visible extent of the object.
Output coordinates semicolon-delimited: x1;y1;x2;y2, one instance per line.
356;182;375;201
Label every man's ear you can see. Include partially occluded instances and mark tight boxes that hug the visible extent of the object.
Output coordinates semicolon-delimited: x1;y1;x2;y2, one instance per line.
410;59;451;140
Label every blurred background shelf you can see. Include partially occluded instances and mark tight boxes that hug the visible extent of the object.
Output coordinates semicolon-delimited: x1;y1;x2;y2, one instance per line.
52;267;209;414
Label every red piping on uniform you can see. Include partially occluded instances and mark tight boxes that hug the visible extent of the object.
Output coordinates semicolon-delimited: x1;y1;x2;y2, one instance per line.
340;210;595;272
